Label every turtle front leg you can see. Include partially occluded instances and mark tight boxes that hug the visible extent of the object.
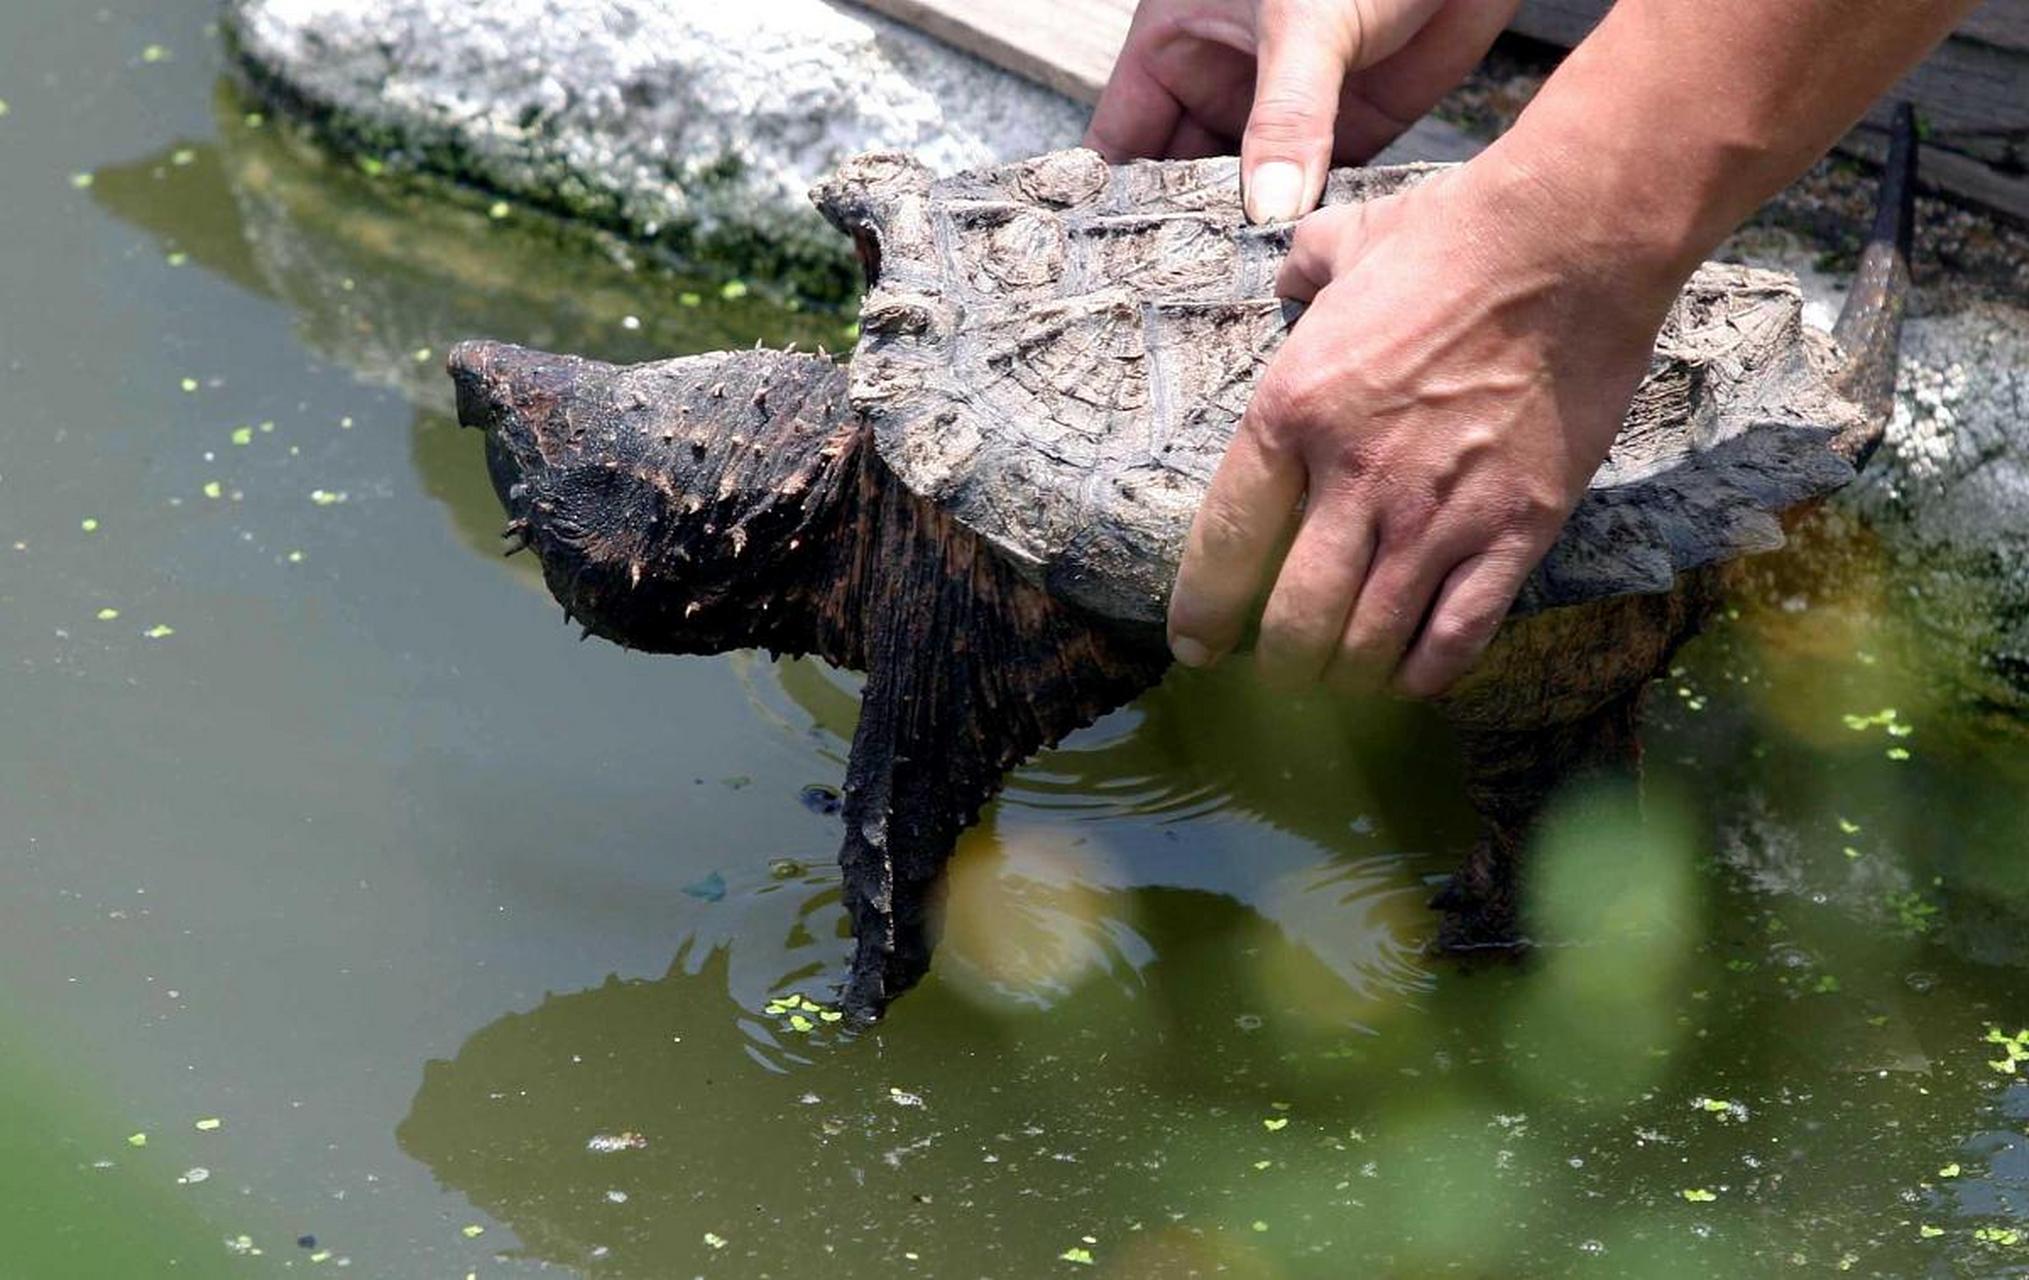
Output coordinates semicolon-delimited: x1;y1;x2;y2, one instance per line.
834;457;1170;1018
1439;688;1648;952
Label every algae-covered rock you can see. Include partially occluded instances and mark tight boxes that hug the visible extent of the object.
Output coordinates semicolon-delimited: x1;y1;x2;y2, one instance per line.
223;0;1089;301
1844;307;2029;710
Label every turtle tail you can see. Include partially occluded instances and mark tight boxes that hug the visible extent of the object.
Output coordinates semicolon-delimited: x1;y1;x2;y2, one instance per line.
1828;102;1919;467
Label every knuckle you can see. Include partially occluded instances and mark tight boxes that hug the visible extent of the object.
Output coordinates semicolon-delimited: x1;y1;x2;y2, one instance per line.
1254;370;1335;439
1507;483;1569;530
1424;607;1496;659
1248;89;1333;135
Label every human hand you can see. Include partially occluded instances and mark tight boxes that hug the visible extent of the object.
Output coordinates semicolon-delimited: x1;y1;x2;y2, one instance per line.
1165;154;1690;697
1084;0;1518;221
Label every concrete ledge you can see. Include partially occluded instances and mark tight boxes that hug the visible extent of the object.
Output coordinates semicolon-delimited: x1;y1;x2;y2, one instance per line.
225;0;1090;300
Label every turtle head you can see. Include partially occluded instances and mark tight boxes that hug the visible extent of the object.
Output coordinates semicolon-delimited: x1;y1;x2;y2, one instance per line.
449;340;866;660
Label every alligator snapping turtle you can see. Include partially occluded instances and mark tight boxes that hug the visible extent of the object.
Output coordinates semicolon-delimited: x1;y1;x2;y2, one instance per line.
451;107;1917;1019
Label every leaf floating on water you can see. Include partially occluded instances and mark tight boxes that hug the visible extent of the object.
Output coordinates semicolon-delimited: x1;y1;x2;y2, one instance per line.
194;1117;221;1132
818;1009;843;1023
96;607;119;621
230;426;252;446
180;377;199;393
202;481;222;500
69;172;94;190
1920;1225;1945;1239
678;292;702;308
460;1224;484;1238
1680;1188;1718;1203
1838;817;1862;834
703;1232;728;1250
144;625;175;639
166;252;188;267
1938;1162;1962;1178
1059;1247;1094;1265
788;1014;814;1033
888;1087;924;1108
1262;1117;1288;1132
81;517;99;533
719;280;749;301
1251;1221;1269;1233
126;1132;147;1148
309;490;347;506
141;44;170;63
488;201;510;220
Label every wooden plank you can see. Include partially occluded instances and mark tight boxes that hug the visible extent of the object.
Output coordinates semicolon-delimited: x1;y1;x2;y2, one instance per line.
1961;0;2029;55
855;0;1134;103
1839;127;2029;227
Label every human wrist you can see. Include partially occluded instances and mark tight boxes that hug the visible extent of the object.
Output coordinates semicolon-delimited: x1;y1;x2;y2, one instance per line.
1441;137;1696;339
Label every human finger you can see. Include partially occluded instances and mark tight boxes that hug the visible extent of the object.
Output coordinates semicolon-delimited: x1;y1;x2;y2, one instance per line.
1168;416;1306;667
1241;0;1352;223
1253;495;1377;687
1389;547;1532;699
1085;46;1185;162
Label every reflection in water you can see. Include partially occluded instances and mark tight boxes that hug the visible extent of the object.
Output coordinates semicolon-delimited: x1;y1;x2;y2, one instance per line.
395;845;2024;1278
394;882;1499;1278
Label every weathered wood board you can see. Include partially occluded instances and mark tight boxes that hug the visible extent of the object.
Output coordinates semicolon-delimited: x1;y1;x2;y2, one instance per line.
856;0;1135;102
854;0;2029;222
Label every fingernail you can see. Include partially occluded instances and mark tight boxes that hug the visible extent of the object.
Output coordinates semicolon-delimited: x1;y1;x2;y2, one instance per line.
1170;635;1214;668
1245;161;1304;224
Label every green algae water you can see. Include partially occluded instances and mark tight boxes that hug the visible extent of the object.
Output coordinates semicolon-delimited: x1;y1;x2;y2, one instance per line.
4;3;2028;1276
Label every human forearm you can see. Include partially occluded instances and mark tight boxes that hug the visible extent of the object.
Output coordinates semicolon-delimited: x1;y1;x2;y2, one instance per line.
1480;0;1973;297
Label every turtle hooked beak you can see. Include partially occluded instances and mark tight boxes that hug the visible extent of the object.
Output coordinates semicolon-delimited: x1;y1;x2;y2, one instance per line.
449;340;550;529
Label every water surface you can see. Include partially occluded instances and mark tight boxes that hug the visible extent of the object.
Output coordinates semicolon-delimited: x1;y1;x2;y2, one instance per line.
3;4;2028;1276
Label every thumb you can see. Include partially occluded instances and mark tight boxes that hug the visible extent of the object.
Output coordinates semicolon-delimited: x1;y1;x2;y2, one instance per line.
1241;0;1352;225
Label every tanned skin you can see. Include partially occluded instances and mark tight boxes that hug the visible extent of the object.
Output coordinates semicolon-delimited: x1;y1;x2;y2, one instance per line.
1086;0;1977;697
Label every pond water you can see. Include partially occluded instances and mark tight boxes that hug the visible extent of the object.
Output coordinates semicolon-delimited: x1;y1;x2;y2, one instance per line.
5;2;2029;1277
